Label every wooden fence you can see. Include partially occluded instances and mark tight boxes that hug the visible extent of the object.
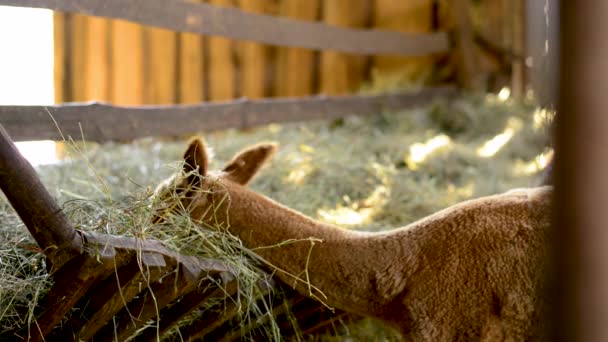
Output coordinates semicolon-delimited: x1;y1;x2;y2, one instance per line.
0;0;524;141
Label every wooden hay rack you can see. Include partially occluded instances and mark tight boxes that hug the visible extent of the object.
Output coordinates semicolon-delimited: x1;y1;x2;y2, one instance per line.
0;124;352;341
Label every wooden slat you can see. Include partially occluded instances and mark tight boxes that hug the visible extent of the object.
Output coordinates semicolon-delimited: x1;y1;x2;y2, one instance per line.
0;86;457;142
2;0;449;56
85;16;110;101
238;0;271;99
452;0;482;90
320;0;370;95
53;11;67;102
178;0;205;103
111;19;144;105
511;0;526;97
275;0;319;97
0;125;83;270
208;0;236;101
70;13;88;101
144;26;178;104
372;0;434;91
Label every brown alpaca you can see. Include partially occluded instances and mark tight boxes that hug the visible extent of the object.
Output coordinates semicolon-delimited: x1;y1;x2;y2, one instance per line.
152;138;552;341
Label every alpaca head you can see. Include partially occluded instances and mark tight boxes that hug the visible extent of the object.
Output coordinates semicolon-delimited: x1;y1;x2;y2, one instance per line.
151;138;278;225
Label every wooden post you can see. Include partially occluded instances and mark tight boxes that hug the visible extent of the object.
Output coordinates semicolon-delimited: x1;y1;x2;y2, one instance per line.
555;2;608;341
110;19;144;105
511;0;526;97
372;0;434;91
275;0;320;97
238;0;271;99
85;16;110;101
70;14;88;101
0;125;82;272
179;0;205;104
144;26;178;104
452;0;481;90
53;12;68;103
320;0;370;95
208;0;236;101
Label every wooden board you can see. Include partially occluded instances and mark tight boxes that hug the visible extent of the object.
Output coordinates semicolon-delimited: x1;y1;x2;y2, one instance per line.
320;0;370;95
179;0;205;104
143;26;178;104
85;16;110;101
70;13;88;101
238;0;271;99
207;0;236;101
275;0;319;97
372;0;434;91
3;0;449;56
0;86;457;142
110;19;144;104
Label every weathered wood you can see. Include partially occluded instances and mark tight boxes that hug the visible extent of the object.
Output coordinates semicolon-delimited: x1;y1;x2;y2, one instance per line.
452;0;482;90
144;26;178;104
111;19;144;105
555;1;608;341
275;0;319;97
178;0;205;103
76;252;168;340
208;0;236;101
1;0;449;57
0;86;456;142
238;0;271;99
85;16;110;101
320;0;370;95
372;0;434;90
178;299;241;340
0;125;83;270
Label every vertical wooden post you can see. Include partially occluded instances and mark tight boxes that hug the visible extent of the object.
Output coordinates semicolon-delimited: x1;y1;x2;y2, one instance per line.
511;0;526;97
53;12;67;103
179;0;206;104
238;0;271;99
208;0;236;101
70;14;88;101
372;0;434;91
275;0;320;97
452;0;481;90
110;20;144;105
85;17;110;101
555;1;608;341
320;0;370;95
144;27;178;104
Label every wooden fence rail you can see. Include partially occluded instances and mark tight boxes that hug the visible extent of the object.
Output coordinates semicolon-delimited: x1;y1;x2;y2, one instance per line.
1;0;449;57
0;86;456;142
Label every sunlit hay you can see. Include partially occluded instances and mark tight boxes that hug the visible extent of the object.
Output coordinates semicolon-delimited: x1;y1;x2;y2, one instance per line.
406;134;452;170
513;149;555;176
476;117;523;158
0;94;552;340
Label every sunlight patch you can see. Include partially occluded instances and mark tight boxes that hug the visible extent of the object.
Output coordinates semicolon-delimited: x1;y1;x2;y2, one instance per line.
513;149;554;176
317;185;389;226
477;117;523;158
406;134;452;170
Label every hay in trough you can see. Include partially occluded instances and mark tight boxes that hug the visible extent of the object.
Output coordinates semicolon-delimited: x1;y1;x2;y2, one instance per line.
0;94;552;340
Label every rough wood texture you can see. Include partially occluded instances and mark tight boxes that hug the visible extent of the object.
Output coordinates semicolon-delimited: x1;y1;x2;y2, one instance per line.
0;125;82;271
1;0;448;57
178;0;205;103
111;19;144;104
275;0;319;97
208;0;236;101
320;0;370;95
0;86;456;142
372;0;435;90
239;0;271;99
555;1;608;340
144;26;178;104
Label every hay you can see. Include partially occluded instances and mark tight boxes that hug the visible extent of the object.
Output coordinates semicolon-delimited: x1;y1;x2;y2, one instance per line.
0;94;552;340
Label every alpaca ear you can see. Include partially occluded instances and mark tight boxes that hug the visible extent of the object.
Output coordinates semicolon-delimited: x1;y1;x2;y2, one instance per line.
222;143;278;185
183;138;209;177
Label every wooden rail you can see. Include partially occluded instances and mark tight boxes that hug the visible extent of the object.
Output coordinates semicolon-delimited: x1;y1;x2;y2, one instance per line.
0;86;457;142
1;0;449;57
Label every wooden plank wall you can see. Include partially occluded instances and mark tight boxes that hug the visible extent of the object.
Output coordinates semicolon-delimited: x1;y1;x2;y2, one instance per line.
53;0;516;105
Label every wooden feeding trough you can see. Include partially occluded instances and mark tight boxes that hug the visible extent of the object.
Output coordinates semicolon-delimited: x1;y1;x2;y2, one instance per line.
0;124;352;341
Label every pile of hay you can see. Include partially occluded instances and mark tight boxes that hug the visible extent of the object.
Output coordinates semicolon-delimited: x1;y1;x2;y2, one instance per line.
0;94;552;340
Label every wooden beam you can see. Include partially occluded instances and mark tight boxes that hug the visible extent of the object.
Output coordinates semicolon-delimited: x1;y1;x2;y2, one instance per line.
555;1;608;341
207;0;236;101
53;11;68;102
452;0;482;90
178;0;205;103
0;86;457;142
320;0;370;95
85;16;111;101
1;0;449;56
275;0;319;97
144;26;178;104
238;0;272;99
110;19;144;105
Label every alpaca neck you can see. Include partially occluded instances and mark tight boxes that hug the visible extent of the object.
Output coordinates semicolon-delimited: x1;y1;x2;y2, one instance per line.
204;182;417;316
